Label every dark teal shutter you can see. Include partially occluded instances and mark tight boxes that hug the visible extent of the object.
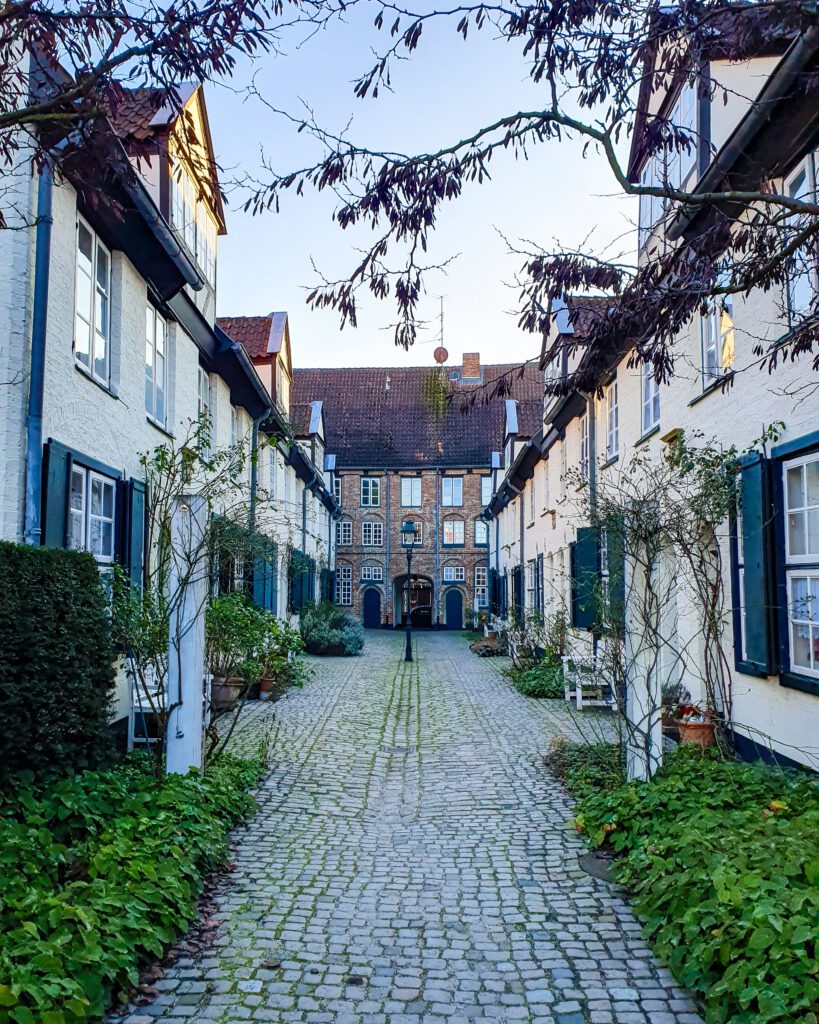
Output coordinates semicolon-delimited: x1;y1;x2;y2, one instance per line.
571;527;599;631
127;480;147;587
608;528;626;628
42;441;71;548
253;548;267;608
739;453;776;675
537;554;544;614
268;542;278;612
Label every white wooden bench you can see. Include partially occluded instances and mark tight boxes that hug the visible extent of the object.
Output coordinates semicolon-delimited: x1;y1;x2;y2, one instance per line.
561;655;616;710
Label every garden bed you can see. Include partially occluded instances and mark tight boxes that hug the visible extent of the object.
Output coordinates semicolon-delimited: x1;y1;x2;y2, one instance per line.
546;741;819;1024
505;660;564;698
0;754;266;1023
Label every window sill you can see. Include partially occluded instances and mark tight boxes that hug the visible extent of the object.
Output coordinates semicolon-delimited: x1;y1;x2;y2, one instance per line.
780;671;819;698
687;374;733;408
146;415;174;439
602;454;619;468
75;362;117;399
634;424;660;448
442;544;465;549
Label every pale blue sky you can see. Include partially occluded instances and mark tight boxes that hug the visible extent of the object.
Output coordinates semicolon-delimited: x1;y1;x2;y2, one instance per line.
209;6;636;369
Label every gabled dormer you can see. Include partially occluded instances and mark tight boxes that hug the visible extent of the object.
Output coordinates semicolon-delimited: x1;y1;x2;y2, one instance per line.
216;312;293;416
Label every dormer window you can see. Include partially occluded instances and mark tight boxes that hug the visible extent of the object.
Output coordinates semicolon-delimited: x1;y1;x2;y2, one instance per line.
170;156;217;288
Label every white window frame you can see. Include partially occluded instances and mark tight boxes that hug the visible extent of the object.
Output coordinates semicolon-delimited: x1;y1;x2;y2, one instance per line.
786;571;819;680
784;452;819;563
335;564;352;606
641;364;661;435
333;476;342;504
441;477;463;507
401;519;423;546
361;564;384;582
443;519;465;546
145;305;167;426
68;466;116;564
401;477;422;507
528;477;536;524
362;520;384;547
444;565;465;582
784;159;818;326
474;520;489;546
579;411;590;481
336;519;352;546
701;293;735;385
560;439;567;498
606;380;619;460
74;215;111;385
198;366;211;422
360;477;381;507
526;559;537;609
481;476;493;507
475;565;489;608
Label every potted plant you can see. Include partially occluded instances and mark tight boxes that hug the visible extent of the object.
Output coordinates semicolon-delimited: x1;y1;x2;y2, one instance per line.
661;681;691;730
674;702;717;748
206;593;263;711
258;617;304;699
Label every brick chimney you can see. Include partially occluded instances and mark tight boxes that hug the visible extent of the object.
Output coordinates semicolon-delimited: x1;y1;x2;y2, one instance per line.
461;352;481;380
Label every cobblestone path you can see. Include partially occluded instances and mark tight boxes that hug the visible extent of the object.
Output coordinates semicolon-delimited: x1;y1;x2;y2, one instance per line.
113;632;702;1024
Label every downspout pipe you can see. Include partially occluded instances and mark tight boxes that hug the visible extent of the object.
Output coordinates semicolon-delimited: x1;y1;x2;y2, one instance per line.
24;164;54;546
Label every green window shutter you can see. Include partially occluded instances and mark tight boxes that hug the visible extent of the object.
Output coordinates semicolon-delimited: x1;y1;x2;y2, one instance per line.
537;554;544;614
268;542;278;612
739;453;776;675
253;550;267;608
571;526;599;631
42;441;71;548
127;480;147;588
608;528;626;627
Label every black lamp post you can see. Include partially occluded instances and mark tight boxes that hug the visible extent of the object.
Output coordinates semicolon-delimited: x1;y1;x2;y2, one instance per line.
400;519;417;662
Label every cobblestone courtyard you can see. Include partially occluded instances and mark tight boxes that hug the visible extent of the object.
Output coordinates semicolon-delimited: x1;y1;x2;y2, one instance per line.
113;632;702;1024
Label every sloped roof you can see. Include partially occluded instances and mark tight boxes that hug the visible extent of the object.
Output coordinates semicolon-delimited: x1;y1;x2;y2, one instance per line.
562;296;617;338
107;83;198;141
217;314;288;359
289;402;313;438
292;363;543;469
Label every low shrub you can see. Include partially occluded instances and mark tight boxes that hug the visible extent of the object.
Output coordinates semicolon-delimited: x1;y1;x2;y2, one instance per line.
544;738;624;797
300;602;364;656
573;747;819;1024
0;753;265;1022
0;542;116;785
506;659;564;699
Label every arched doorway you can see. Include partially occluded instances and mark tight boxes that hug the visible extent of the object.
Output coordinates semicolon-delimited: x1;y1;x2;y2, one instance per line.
445;588;463;630
362;587;382;628
393;574;434;627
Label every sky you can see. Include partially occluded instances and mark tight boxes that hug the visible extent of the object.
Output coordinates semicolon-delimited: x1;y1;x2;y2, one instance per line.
208;6;637;370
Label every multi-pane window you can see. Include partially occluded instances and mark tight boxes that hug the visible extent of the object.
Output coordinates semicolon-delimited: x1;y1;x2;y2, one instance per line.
606;381;619;460
361;564;384;582
474;520;489;546
475;565;489;608
336;519;352;545
579;411;590;481
528;477;536;523
666;81;697;191
638;151;664;250
701;295;735;384
481;476;493;506
170;158;217;287
641;365;661;434
68;467;116;563
441;477;463;507
443;519;465;546
360;477;381;507
362;520;384;547
784;453;819;679
230;406;239;448
335;564;352;606
560;439;567;497
198;366;211;422
75;216;111;384
268;446;277;497
443;565;465;582
333;476;342;504
145;306;167;425
542;462;550;511
785;161;817;324
401;519;423;546
526;559;537;609
401;477;422;507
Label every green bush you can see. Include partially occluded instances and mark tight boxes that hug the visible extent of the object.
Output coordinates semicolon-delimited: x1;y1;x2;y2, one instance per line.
574;747;819;1024
300;602;364;656
506;659;564;699
545;739;624;797
0;542;116;784
0;753;265;1022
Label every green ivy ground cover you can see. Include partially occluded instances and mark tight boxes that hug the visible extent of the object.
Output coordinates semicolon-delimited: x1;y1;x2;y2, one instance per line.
505;661;564;699
0;754;266;1023
557;744;819;1024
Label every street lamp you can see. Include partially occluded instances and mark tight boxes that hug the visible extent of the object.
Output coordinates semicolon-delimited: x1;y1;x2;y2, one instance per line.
400;519;417;662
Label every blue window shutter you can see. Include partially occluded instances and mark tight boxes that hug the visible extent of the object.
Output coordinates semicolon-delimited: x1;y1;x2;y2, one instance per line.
127;480;147;587
537;554;544;614
42;441;71;548
268;542;278;612
571;527;599;631
739;453;776;675
253;549;267;608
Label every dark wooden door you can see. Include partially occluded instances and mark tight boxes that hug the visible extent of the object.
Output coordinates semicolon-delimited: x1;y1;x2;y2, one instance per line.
362;587;381;628
445;588;463;630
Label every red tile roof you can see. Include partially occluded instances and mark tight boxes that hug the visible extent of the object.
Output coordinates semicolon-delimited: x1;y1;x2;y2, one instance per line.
217;314;288;359
292;363;543;469
107;87;166;140
564;296;617;338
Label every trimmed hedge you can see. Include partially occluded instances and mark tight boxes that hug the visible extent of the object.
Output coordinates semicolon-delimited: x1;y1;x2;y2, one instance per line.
0;542;115;784
300;602;364;656
0;754;265;1021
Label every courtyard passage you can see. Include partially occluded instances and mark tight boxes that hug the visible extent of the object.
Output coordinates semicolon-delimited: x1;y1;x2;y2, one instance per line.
112;632;702;1024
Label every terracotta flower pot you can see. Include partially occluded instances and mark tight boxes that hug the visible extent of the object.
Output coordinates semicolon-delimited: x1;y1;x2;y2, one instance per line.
676;718;716;748
211;676;245;711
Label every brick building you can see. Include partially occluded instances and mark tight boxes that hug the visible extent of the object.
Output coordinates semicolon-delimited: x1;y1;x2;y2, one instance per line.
293;355;542;628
